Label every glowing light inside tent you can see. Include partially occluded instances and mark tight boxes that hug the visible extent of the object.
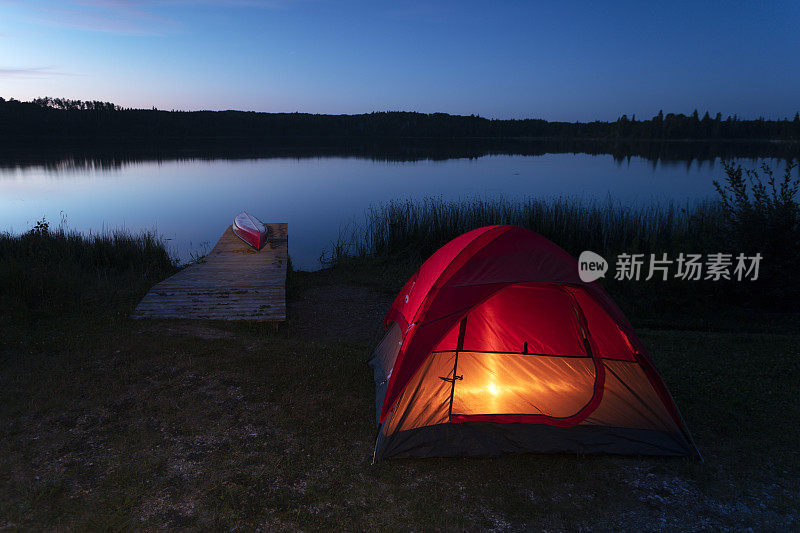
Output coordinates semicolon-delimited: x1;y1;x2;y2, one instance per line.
452;352;596;417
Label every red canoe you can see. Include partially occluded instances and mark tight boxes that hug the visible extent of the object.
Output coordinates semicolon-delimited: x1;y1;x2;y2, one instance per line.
233;211;268;250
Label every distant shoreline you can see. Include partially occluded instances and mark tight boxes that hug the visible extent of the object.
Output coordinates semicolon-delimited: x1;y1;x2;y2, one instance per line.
2;98;798;167
1;136;798;170
3;135;799;143
2;97;799;145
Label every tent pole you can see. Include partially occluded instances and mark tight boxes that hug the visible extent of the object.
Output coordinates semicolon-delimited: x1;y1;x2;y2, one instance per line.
447;316;468;420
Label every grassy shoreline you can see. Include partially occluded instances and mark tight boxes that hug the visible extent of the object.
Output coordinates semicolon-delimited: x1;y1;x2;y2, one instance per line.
0;223;176;324
325;193;800;318
323;196;718;262
1;211;798;529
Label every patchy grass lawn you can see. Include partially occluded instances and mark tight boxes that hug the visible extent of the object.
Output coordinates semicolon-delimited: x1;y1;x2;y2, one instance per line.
1;257;798;530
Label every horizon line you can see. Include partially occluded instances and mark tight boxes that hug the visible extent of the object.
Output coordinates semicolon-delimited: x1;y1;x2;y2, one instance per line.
4;96;800;123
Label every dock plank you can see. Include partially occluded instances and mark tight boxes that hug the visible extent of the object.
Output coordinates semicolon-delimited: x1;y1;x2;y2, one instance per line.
132;223;287;321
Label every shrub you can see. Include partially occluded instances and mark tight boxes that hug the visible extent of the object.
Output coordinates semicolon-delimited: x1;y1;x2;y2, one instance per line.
713;161;800;306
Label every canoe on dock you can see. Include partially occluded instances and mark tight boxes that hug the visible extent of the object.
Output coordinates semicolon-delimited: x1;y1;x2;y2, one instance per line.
131;223;287;321
233;211;268;251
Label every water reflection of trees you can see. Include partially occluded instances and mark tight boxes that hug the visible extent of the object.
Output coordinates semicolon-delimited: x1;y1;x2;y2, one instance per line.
1;138;798;174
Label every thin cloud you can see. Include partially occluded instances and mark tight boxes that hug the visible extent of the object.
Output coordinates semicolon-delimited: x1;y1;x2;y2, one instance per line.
30;3;176;35
3;0;306;35
76;1;301;6
0;67;77;78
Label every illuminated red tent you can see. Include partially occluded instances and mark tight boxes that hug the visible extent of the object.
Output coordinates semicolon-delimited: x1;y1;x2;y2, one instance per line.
370;225;698;461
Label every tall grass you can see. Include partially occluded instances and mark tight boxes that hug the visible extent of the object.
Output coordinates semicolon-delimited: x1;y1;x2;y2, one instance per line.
322;188;800;312
323;196;721;266
0;220;177;320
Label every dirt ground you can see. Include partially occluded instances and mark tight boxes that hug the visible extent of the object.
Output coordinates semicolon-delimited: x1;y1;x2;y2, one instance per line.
1;276;798;530
289;283;392;344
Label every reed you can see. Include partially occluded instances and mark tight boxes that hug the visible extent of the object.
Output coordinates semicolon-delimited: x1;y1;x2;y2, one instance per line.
0;220;177;319
323;196;722;266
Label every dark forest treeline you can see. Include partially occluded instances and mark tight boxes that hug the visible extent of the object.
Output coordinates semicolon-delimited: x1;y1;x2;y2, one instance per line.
2;97;800;142
3;137;800;172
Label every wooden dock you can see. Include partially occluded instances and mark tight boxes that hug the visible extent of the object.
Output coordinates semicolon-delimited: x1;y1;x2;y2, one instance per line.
132;223;287;321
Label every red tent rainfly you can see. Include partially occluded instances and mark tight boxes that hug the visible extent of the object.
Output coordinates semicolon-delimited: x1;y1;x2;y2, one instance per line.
369;225;699;461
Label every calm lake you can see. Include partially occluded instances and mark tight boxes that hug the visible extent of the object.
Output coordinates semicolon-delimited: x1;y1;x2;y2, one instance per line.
0;153;787;269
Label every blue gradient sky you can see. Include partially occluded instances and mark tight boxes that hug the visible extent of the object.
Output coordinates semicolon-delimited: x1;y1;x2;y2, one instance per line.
1;1;798;120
